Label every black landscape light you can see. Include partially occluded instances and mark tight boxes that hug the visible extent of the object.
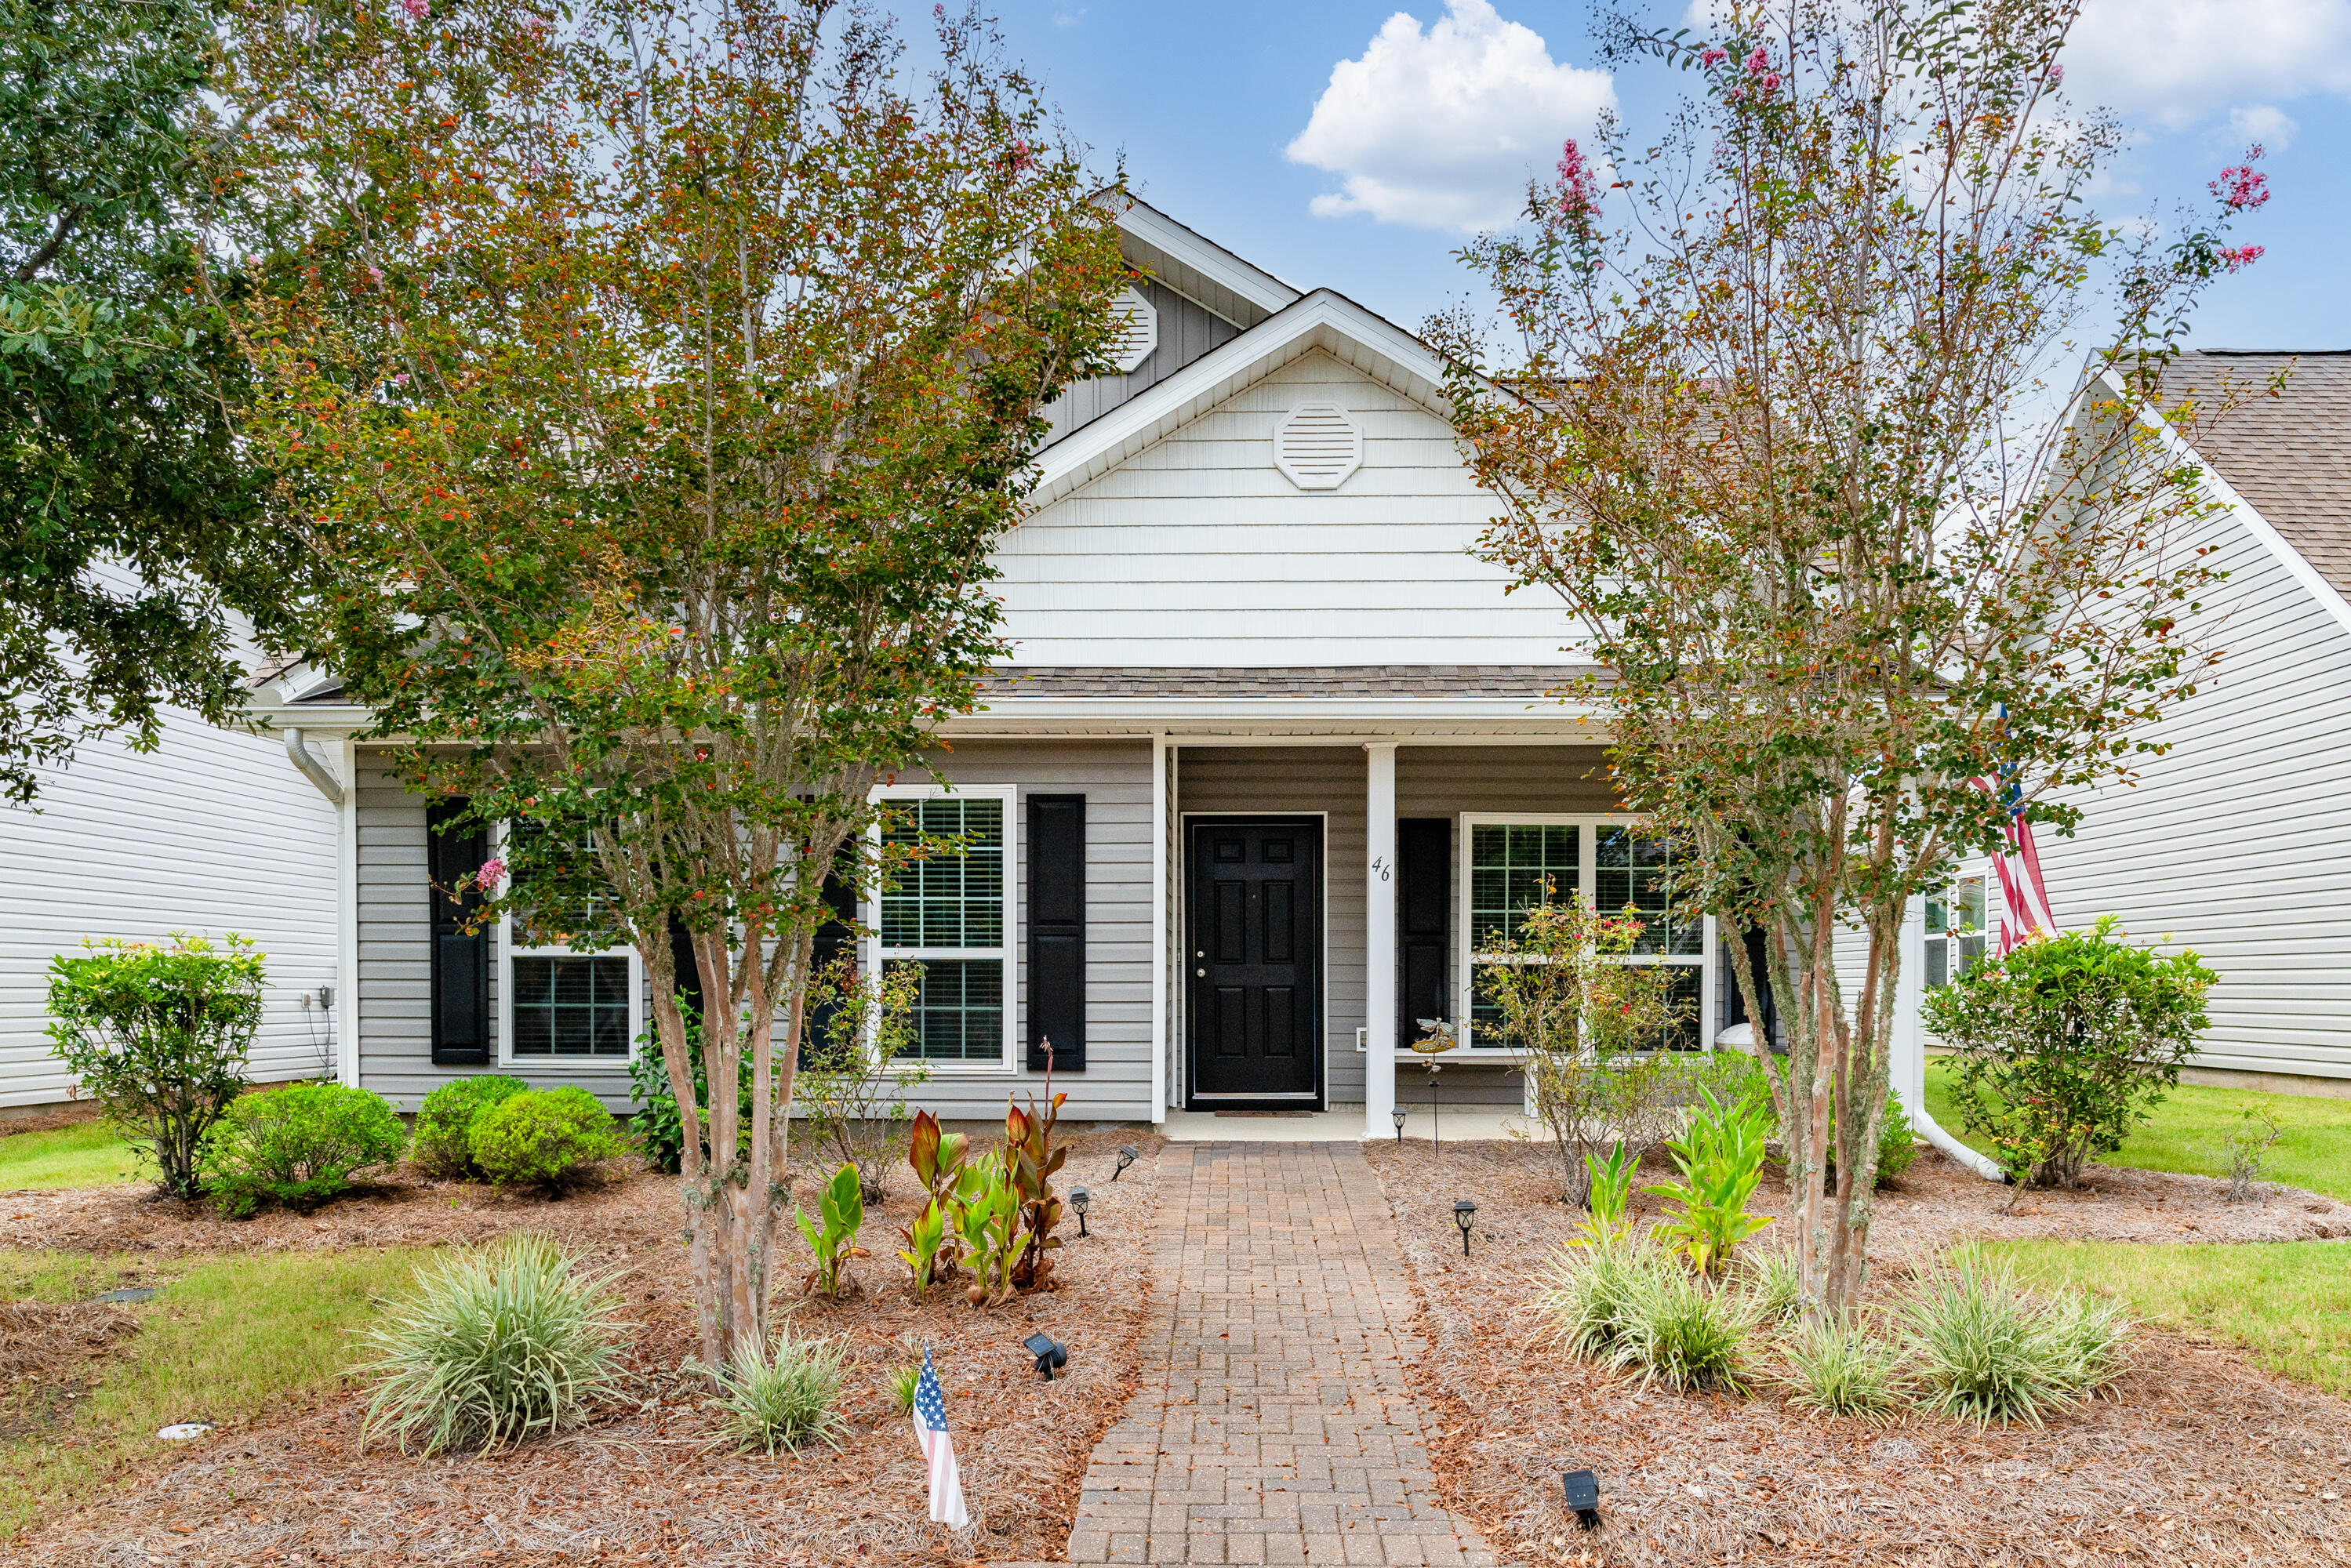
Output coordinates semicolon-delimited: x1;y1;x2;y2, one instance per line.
1561;1469;1602;1530
1391;1108;1408;1143
1070;1186;1092;1236
1023;1332;1068;1381
1452;1199;1477;1258
1112;1145;1138;1181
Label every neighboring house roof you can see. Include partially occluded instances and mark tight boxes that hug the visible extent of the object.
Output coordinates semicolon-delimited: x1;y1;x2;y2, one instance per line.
2163;350;2351;602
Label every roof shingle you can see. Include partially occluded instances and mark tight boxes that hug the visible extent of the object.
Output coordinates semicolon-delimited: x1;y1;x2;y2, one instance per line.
2164;350;2351;601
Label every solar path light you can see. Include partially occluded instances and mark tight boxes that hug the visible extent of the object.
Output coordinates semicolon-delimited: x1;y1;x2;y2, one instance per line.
1452;1199;1477;1258
1112;1145;1138;1181
1070;1186;1092;1236
1561;1468;1602;1530
1023;1333;1068;1380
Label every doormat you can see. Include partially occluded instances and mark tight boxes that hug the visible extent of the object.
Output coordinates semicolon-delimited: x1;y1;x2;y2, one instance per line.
1212;1110;1316;1118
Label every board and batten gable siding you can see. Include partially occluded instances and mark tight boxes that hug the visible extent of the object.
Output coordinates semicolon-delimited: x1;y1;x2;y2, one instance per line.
2;704;340;1109
998;349;1582;666
1041;280;1242;448
905;741;1157;1123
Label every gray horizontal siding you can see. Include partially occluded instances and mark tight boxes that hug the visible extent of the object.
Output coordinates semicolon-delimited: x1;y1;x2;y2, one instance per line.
1041;280;1241;447
356;742;1158;1119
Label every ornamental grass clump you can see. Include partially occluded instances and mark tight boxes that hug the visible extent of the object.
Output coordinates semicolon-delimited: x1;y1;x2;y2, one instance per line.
359;1233;627;1455
1778;1317;1907;1424
1900;1252;2130;1425
1604;1264;1761;1394
1535;1240;1670;1361
711;1324;848;1454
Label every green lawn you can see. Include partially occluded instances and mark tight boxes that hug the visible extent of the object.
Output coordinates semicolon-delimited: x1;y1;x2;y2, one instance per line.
1989;1238;2351;1397
0;1247;428;1540
0;1122;141;1190
1924;1058;2351;1200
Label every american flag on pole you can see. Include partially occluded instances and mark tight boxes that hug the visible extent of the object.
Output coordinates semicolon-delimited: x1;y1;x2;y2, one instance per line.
912;1345;968;1530
1990;774;2057;955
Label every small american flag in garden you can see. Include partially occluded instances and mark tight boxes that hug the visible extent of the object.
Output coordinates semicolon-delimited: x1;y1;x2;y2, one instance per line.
912;1345;968;1530
1993;775;2056;954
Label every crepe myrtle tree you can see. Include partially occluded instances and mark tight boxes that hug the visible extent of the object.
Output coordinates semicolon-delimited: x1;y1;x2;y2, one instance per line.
226;0;1127;1368
1431;0;2271;1319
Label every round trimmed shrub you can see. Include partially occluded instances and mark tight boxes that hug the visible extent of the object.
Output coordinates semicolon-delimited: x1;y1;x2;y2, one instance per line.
470;1086;626;1194
198;1082;407;1217
413;1075;529;1179
360;1232;626;1454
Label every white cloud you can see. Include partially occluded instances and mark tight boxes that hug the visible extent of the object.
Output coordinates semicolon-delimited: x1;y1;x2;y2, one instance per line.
1285;0;1614;233
2225;103;2299;152
2066;0;2351;129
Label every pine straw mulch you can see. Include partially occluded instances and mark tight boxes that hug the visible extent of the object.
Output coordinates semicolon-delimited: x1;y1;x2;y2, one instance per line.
5;1127;1167;1567
1366;1138;2351;1568
0;1102;105;1139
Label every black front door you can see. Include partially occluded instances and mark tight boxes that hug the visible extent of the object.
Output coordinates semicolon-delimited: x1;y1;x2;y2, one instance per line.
1188;818;1321;1102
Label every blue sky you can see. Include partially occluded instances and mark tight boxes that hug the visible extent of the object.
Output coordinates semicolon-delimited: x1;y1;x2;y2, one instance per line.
957;0;2344;350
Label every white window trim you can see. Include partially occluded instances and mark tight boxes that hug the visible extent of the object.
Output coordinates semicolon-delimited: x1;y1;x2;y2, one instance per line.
1924;866;1992;991
494;827;644;1072
865;782;1019;1075
1453;812;1712;1053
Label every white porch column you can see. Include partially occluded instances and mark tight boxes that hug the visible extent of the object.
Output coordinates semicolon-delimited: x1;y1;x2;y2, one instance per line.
1893;895;1927;1123
1364;742;1398;1141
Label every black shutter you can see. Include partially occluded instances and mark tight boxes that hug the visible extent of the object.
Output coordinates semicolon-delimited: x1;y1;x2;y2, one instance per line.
665;917;707;1021
427;799;490;1066
1397;818;1451;1047
1026;793;1086;1072
801;854;860;1066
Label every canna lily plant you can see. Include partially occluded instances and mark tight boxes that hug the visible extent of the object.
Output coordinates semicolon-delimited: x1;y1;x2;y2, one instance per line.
794;1163;867;1299
1644;1089;1773;1279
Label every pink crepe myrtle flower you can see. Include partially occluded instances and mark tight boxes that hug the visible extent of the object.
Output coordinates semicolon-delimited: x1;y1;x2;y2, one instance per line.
2218;245;2265;272
2213;150;2269;211
1745;45;1771;74
1759;71;1782;96
1554;138;1601;220
2045;62;2063;86
477;857;507;891
402;0;427;18
1699;45;1728;67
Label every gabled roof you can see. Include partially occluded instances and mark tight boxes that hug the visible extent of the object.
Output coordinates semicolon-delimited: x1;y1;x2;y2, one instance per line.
2161;350;2351;602
1110;197;1300;329
1029;286;1468;508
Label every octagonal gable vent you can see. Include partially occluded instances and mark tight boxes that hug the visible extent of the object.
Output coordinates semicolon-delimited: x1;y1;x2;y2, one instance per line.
1273;401;1363;491
1106;285;1157;375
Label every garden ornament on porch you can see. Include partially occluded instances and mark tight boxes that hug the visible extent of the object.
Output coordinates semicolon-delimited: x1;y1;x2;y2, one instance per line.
1412;1019;1457;1154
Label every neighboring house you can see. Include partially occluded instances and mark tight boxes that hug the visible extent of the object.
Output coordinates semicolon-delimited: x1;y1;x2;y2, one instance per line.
1;653;341;1112
243;199;1765;1138
1917;351;2351;1095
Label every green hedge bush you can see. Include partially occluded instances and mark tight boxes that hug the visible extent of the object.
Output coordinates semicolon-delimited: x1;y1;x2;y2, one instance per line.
413;1075;529;1179
198;1083;408;1217
470;1087;625;1195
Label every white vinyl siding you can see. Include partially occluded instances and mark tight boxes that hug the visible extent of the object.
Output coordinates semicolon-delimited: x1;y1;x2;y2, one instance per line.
999;350;1590;666
2;701;339;1109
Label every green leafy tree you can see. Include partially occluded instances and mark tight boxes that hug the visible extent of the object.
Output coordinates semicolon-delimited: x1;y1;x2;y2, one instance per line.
1434;0;2264;1319
0;0;302;804
45;931;264;1196
227;0;1125;1369
1924;916;2215;1189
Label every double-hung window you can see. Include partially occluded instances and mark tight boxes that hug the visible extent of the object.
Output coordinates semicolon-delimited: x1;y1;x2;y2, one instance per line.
500;828;640;1065
1462;816;1711;1051
1924;873;1987;989
869;785;1016;1069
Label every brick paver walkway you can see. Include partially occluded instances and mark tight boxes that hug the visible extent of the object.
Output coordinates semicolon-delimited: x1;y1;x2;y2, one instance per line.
1063;1142;1493;1566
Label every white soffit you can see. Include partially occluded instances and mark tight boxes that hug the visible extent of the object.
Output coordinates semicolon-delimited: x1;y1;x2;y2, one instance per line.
1274;401;1363;490
1108;286;1158;374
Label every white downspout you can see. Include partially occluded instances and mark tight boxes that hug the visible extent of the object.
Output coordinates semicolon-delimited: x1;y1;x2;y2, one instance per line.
1895;893;2004;1181
284;728;361;1089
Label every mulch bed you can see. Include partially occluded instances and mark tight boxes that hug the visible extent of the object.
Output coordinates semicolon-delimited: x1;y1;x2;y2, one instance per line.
1367;1138;2351;1567
0;1103;104;1140
4;1127;1166;1566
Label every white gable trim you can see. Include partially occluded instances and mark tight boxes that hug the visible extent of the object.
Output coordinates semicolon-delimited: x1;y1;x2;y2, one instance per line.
1112;198;1300;328
2101;365;2351;644
1028;289;1464;510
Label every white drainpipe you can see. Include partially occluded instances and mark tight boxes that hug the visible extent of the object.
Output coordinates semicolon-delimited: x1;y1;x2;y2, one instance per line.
1894;893;2004;1181
284;728;361;1088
